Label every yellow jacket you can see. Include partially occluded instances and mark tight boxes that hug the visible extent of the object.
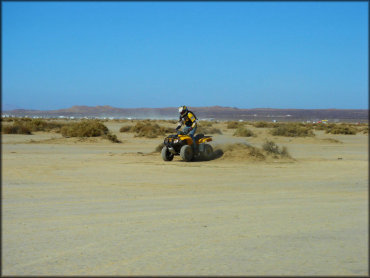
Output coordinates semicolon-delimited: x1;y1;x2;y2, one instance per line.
178;111;197;129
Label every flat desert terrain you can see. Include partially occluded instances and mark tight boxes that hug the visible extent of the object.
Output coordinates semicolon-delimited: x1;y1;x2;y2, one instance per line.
2;121;368;275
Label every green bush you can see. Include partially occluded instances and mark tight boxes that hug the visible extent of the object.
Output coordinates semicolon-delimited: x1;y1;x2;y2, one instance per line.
270;123;314;137
233;127;254;137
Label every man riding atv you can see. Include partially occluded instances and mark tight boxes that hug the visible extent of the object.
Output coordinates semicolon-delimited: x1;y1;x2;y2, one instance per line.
161;106;213;161
176;105;198;153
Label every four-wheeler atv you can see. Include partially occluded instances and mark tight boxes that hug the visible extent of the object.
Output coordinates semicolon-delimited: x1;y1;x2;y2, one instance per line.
161;131;213;162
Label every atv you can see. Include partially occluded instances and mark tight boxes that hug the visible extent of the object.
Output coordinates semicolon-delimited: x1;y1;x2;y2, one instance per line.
161;131;213;162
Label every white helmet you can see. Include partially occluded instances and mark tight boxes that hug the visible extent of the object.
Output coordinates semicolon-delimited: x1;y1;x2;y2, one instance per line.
178;105;188;117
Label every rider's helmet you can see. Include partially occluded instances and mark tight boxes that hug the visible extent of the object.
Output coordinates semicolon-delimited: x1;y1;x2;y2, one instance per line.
179;105;188;117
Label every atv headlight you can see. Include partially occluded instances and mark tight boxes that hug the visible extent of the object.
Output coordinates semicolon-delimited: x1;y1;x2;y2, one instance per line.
174;139;179;143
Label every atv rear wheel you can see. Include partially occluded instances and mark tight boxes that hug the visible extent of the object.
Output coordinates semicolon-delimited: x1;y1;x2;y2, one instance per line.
180;145;193;162
161;146;174;161
201;144;213;161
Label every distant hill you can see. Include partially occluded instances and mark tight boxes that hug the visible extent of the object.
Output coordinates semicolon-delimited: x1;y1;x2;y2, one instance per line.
2;105;368;122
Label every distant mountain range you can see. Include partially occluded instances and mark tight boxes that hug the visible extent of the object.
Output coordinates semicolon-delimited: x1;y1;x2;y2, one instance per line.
2;105;368;122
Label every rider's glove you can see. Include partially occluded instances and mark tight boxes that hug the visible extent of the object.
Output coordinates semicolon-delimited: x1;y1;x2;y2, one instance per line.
175;126;180;131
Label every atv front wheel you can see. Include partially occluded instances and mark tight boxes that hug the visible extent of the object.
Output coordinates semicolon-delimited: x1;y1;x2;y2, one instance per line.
201;144;213;161
161;146;174;161
180;145;193;162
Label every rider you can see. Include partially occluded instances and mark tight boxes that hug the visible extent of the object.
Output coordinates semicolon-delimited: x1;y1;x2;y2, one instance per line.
176;105;198;153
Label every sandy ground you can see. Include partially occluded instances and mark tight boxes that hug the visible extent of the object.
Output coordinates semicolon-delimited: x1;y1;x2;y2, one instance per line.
2;122;368;275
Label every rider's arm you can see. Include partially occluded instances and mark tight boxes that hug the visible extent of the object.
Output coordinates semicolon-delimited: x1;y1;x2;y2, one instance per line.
176;117;183;130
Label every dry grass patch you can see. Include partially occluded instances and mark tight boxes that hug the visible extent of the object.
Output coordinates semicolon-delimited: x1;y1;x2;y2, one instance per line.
359;126;369;134
196;125;222;135
233;126;254;137
119;125;132;132
213;142;293;162
215;143;265;161
2;118;65;134
226;121;242;129
262;140;291;158
325;124;357;135
252;121;279;128
270;123;314;137
119;121;172;138
60;120;121;143
132;121;173;138
199;120;213;127
2;122;32;134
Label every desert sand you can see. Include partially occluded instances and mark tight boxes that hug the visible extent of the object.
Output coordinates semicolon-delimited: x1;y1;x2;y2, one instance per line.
2;121;368;275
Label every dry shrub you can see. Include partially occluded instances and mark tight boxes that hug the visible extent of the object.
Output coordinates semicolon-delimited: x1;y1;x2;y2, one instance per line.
313;123;328;130
196;125;222;135
1;117;17;122
226;121;242;129
166;120;177;124
360;126;369;134
132;122;173;138
61;120;109;137
325;124;357;135
27;119;64;132
252;121;268;128
3;118;65;133
233;126;254;137
17;117;32;122
214;141;293;162
61;120;121;142
252;121;279;128
103;133;121;143
119;126;132;132
215;143;265;161
262;140;291;158
2;122;32;134
199;120;213;127
270;123;314;137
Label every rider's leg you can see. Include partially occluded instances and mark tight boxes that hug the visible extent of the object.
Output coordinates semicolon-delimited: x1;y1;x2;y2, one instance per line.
183;126;197;152
189;126;197;153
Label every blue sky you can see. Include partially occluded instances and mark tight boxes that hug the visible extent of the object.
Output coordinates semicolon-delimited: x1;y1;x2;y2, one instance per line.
2;1;368;110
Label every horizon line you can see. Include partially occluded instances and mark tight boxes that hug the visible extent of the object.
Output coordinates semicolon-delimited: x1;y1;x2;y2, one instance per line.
2;105;369;112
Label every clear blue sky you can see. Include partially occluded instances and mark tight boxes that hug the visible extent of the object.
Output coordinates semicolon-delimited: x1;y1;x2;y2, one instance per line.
2;1;368;110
